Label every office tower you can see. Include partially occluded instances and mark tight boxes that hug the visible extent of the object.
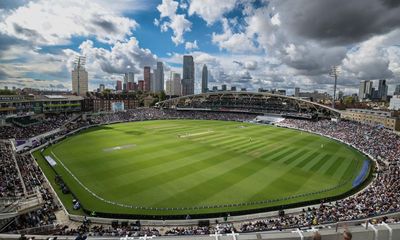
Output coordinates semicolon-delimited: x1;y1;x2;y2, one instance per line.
72;56;88;96
154;62;164;93
294;87;300;97
123;73;128;91
173;73;181;96
377;79;388;101
181;55;194;96
201;64;208;93
359;80;373;101
231;86;237;91
150;72;155;92
99;84;105;92
165;79;173;95
144;66;151;92
128;72;135;83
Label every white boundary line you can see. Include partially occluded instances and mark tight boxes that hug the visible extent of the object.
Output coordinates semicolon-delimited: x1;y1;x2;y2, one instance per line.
50;151;135;209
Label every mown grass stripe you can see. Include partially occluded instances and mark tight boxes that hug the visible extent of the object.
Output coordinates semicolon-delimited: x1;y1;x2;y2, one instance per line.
309;154;331;172
325;157;345;176
294;151;320;169
282;149;310;165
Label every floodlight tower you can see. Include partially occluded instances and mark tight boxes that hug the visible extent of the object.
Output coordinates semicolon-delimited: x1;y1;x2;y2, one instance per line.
330;65;340;109
74;56;86;95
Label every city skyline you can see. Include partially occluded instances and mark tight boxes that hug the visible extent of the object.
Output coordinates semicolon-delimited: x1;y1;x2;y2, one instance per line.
0;0;400;95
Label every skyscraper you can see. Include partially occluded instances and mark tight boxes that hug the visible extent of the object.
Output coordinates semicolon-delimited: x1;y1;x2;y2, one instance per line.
150;72;155;92
377;79;388;101
154;62;164;93
294;87;300;97
181;55;194;96
99;84;105;92
123;73;128;91
359;80;373;101
201;64;208;93
71;56;88;96
128;72;135;83
173;73;181;96
165;79;173;95
144;66;151;92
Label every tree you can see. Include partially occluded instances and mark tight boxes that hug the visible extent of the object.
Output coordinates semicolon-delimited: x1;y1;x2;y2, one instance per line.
159;90;166;101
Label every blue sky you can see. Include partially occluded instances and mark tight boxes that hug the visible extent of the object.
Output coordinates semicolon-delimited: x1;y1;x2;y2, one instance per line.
0;0;400;94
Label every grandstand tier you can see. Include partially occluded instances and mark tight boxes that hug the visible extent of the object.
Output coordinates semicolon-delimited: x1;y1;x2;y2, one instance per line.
155;92;341;119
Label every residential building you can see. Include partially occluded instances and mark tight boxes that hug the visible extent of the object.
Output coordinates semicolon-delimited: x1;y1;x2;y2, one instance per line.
144;66;151;92
341;108;400;131
71;64;88;96
138;80;144;91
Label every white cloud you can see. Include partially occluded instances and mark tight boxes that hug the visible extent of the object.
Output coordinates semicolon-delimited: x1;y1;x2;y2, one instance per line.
157;0;179;18
0;0;137;45
64;37;158;78
156;0;192;45
169;14;192;45
153;18;160;26
188;0;237;25
342;30;400;80
211;18;258;53
185;40;198;50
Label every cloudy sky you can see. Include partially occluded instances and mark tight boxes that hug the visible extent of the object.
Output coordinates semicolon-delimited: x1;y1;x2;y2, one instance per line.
0;0;400;95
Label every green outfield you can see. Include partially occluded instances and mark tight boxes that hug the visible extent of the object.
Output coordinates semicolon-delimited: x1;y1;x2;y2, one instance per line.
34;119;369;216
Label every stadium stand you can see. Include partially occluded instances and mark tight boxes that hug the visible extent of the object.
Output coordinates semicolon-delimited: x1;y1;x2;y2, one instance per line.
1;108;400;240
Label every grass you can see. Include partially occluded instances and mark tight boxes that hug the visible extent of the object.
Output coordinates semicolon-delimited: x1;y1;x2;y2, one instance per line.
33;120;369;217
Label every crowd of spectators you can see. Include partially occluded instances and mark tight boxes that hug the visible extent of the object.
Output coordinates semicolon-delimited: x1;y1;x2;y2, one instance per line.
0;115;71;139
5;187;59;233
0;141;23;198
57;223;160;238
0;146;59;233
164;223;235;236
86;108;256;125
16;154;45;195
